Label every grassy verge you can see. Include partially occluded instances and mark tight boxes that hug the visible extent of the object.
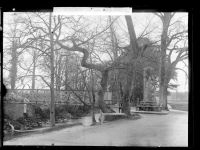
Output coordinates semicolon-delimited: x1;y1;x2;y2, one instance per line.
169;103;188;111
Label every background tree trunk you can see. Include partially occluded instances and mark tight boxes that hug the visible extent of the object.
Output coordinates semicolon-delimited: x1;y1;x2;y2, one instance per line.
163;77;170;110
32;50;36;90
159;13;172;110
89;51;97;123
91;80;96;123
10;40;18;90
49;13;55;127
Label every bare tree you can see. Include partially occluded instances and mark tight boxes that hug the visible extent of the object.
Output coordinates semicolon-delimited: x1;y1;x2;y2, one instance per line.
56;15;149;115
4;14;32;90
155;13;188;110
56;18;119;112
18;12;64;126
55;14;157;116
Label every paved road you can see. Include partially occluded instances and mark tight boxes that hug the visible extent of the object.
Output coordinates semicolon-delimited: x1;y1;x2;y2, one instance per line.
3;109;188;146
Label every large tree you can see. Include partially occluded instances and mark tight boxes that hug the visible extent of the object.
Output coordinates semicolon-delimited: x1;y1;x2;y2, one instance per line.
155;13;188;110
17;12;64;126
56;15;155;115
3;13;32;90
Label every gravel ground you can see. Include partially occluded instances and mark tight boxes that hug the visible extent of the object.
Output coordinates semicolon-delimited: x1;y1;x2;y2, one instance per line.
3;109;188;146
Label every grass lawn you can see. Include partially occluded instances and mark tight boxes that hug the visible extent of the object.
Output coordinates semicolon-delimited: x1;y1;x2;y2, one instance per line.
168;102;188;111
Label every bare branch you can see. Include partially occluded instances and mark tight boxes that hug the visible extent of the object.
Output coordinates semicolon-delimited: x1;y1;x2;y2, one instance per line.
125;15;139;53
171;12;176;18
154;13;164;20
167;30;188;47
65;82;89;106
175;67;188;79
171;47;188;66
182;60;188;68
57;39;105;72
18;75;51;87
25;45;51;56
59;16;119;47
35;13;49;29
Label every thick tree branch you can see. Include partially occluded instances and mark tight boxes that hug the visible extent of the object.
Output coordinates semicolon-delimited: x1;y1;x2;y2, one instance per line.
125;15;139;54
56;39;105;72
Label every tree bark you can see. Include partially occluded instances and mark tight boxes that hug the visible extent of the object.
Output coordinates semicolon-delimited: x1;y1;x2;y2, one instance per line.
32;50;36;90
98;70;115;113
163;83;168;110
89;50;97;123
121;65;133;116
119;16;140;116
125;15;139;56
55;52;62;91
91;79;96;123
64;57;69;91
55;54;62;102
109;16;118;59
49;12;55;127
159;13;172;110
10;40;18;90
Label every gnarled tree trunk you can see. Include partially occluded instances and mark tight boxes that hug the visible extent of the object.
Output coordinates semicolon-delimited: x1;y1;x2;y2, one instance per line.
57;40;115;113
98;70;115;113
57;15;140;115
119;16;140;116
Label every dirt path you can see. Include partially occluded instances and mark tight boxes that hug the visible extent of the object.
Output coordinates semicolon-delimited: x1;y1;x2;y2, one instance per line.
3;109;188;146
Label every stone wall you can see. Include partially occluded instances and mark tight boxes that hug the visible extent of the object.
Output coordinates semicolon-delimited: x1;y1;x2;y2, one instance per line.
4;103;35;120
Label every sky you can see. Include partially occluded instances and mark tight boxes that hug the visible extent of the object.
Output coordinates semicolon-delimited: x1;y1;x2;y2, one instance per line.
3;11;188;92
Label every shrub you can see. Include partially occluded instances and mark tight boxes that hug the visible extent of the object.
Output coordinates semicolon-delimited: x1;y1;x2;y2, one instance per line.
62;105;91;118
16;115;42;129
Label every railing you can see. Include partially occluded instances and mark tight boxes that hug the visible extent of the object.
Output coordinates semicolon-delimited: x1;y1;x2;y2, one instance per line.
136;101;162;111
4;100;85;105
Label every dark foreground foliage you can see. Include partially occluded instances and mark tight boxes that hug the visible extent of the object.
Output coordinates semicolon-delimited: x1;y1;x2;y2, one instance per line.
104;113;141;122
3;104;91;140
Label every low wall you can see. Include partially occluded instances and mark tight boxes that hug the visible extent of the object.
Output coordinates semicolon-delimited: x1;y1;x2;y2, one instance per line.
4;103;35;120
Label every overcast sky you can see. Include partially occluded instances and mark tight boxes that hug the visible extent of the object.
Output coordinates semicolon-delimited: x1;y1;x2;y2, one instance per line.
3;11;188;92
